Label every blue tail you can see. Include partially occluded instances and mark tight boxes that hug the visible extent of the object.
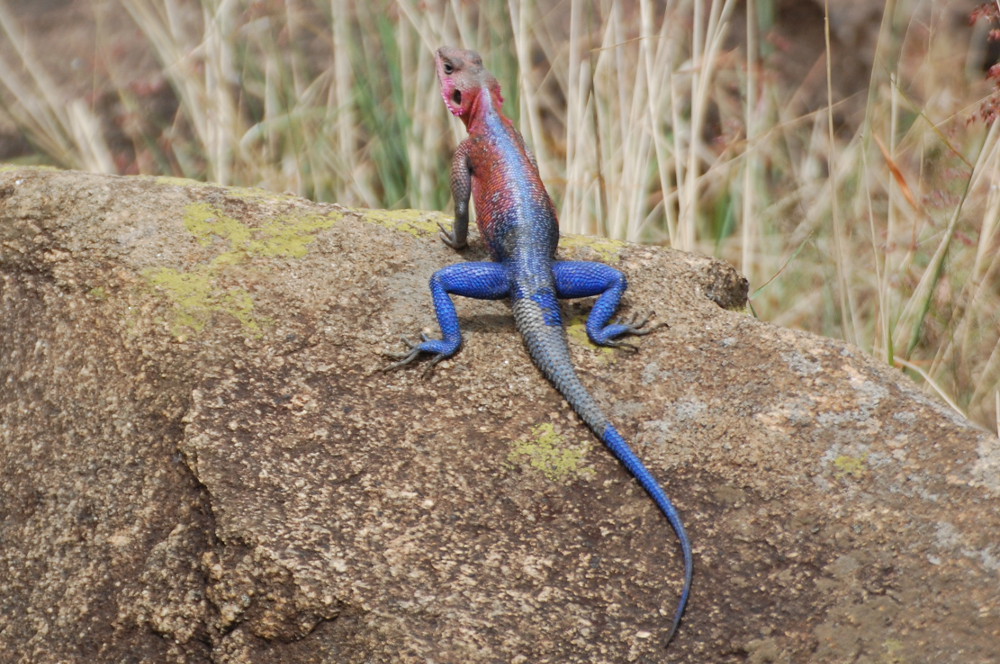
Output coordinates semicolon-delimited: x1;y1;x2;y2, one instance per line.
512;289;692;643
603;424;692;643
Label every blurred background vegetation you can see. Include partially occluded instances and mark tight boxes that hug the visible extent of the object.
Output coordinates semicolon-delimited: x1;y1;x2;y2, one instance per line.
1;0;998;433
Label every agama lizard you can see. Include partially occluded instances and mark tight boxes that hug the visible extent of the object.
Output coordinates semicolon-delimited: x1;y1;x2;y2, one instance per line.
389;46;692;644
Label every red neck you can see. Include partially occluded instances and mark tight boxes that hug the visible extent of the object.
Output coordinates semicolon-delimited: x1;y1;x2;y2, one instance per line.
463;85;505;132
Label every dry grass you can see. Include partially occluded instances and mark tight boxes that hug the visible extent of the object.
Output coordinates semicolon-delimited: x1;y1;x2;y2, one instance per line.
0;0;997;432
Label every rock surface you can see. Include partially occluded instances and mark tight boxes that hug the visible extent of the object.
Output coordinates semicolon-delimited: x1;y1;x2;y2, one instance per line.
1;167;997;663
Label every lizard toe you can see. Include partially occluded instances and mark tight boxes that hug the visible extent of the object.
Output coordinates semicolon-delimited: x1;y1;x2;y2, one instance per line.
438;221;467;249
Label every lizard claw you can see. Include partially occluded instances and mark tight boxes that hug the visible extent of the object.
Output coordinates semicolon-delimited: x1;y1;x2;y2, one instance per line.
591;311;667;349
612;311;667;336
383;336;422;370
438;221;467;250
383;334;458;372
602;339;640;352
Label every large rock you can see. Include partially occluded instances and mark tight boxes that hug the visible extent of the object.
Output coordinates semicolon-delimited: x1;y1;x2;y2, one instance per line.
1;167;997;663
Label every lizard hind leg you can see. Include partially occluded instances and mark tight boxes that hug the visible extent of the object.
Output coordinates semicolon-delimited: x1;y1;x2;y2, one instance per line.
385;261;511;370
552;260;666;349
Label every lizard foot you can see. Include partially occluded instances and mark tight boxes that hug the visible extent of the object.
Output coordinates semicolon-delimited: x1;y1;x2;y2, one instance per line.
591;311;668;350
614;311;668;336
383;334;458;373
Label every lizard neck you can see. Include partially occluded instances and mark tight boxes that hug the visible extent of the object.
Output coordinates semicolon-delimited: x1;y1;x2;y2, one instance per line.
463;86;507;135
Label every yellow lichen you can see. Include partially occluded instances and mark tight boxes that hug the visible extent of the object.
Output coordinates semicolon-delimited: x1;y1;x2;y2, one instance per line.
366;209;447;238
184;202;253;251
249;212;340;258
183;201;340;259
559;233;625;263
143;201;338;338
143;266;263;336
833;454;868;478
149;175;212;189
565;313;619;363
508;423;595;482
879;639;907;664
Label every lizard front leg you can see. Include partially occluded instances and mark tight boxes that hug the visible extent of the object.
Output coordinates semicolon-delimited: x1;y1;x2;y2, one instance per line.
552;261;665;350
439;140;472;249
387;261;510;369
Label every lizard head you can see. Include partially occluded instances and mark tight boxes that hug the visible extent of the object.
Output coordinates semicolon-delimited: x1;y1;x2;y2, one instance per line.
435;46;504;125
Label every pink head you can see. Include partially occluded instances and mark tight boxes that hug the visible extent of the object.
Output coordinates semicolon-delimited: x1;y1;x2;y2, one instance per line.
435;46;504;126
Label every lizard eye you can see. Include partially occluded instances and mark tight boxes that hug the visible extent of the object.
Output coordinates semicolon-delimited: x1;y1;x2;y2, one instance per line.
443;62;454;75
